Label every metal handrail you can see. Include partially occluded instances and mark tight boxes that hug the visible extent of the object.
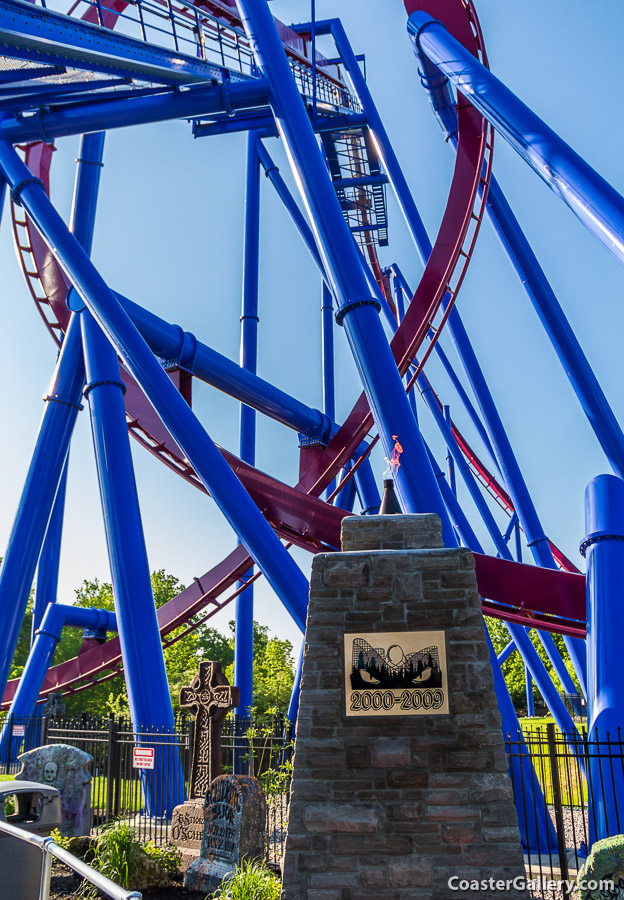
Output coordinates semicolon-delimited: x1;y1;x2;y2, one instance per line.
0;819;142;900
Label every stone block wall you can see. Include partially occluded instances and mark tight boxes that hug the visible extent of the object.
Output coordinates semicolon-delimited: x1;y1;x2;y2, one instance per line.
281;514;528;900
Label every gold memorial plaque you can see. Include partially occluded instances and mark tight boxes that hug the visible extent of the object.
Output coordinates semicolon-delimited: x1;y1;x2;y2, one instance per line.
344;631;449;717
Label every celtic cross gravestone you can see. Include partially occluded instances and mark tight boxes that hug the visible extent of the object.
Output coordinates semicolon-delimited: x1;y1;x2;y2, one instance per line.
179;660;239;800
171;661;239;870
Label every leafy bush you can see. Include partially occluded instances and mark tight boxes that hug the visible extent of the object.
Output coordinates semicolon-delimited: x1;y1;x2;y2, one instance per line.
141;839;181;877
72;822;177;896
212;859;281;900
50;828;73;850
81;821;142;896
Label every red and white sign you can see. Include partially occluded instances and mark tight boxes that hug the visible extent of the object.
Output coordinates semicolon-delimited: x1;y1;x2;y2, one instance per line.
132;747;155;770
12;725;25;737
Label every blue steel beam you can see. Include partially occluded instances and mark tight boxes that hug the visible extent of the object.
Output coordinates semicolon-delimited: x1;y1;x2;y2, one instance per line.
32;460;68;640
412;51;624;484
404;53;591;690
71;133;178;776
583;475;624;841
236;0;452;540
9;603;117;725
0;0;251;85
1;79;269;143
423;441;557;851
234;131;260;718
193;111;368;140
357;34;587;690
408;12;624;269
0;139;310;635
119;292;333;443
497;641;516;666
321;281;336;500
0;316;84;701
81;309;180;745
121;289;380;509
525;667;535;718
395;267;499;470
421;368;579;699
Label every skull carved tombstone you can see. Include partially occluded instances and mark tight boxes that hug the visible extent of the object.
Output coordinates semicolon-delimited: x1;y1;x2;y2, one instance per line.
17;744;92;836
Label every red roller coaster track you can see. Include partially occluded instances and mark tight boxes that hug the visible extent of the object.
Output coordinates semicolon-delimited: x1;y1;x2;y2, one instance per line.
2;0;585;709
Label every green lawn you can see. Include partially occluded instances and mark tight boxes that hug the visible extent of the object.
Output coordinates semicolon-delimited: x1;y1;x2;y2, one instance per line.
515;716;587;806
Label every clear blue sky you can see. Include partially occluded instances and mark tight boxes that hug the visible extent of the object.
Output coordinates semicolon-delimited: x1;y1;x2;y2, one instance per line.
0;0;623;656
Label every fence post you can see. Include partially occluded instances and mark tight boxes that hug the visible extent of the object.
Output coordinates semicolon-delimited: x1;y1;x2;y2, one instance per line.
105;717;122;822
547;723;570;896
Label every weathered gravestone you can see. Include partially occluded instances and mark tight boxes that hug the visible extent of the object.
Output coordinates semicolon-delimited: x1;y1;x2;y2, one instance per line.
43;693;66;720
17;743;92;836
170;661;239;870
578;834;624;898
184;774;266;893
282;513;530;900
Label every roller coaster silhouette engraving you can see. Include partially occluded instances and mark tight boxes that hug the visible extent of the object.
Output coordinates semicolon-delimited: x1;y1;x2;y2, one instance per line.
0;0;621;849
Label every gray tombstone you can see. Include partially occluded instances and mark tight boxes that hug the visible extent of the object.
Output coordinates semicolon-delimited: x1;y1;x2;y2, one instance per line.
171;800;206;872
17;744;92;837
42;693;66;720
184;775;266;893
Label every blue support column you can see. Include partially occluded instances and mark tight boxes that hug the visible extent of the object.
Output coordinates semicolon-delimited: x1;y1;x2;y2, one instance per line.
80;310;181;811
69;130;181;810
583;475;624;841
333;464;357;512
0;315;84;701
408;12;624;268
235;0;453;543
525;666;535;718
32;460;68;640
321;281;336;500
0;138;311;637
381;143;587;690
497;640;515;666
235;131;261;718
444;405;456;497
411;51;624;487
1;604;117;760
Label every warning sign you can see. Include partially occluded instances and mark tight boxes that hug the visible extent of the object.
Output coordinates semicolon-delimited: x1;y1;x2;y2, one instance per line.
132;747;155;770
12;725;25;737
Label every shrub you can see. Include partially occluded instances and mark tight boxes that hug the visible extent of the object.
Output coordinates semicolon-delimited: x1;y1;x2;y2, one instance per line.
80;821;142;896
212;858;281;900
141;839;181;877
73;821;176;897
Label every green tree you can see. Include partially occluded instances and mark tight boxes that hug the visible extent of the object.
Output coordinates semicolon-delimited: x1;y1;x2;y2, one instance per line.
8;563;293;722
225;621;295;716
485;616;580;707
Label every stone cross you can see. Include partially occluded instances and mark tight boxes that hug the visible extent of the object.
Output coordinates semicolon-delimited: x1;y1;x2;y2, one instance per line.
180;661;239;800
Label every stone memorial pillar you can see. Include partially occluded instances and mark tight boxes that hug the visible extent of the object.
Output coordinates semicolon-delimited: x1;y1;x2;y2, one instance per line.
17;743;92;836
184;774;266;892
171;661;239;870
282;514;529;900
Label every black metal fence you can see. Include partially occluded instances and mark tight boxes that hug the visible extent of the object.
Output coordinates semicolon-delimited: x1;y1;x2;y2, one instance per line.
5;712;624;891
506;724;624;899
0;712;293;864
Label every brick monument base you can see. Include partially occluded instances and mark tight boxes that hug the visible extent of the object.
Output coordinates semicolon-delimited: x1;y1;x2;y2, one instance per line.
281;514;529;900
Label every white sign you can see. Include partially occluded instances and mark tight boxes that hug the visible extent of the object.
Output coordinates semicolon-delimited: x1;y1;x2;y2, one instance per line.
12;724;25;737
132;747;155;770
344;630;449;717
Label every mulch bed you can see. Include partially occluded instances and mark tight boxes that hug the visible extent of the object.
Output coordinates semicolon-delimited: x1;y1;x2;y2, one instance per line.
49;860;206;899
